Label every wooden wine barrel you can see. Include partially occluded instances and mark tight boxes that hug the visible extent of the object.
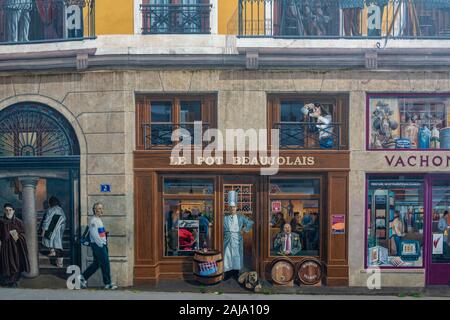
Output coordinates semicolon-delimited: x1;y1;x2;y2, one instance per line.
296;258;323;285
270;258;295;285
193;250;224;285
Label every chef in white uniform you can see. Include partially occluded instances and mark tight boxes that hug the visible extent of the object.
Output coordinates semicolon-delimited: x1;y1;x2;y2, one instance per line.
223;191;254;278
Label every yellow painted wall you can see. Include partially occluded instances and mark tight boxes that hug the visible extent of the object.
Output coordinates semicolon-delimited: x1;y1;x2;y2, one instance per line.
219;0;238;35
94;0;134;35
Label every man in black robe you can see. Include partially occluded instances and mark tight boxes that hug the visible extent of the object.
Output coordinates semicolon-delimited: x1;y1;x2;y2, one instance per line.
0;203;30;287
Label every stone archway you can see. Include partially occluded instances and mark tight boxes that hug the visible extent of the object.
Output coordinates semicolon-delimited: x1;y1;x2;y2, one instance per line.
0;102;81;278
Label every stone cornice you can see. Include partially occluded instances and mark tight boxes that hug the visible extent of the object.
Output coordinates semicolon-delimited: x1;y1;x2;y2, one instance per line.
0;47;450;72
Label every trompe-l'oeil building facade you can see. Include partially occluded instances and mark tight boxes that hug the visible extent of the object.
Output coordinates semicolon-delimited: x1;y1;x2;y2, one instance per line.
1;0;450;287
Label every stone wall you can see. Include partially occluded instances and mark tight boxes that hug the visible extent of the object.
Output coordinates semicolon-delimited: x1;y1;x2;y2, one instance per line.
1;68;449;287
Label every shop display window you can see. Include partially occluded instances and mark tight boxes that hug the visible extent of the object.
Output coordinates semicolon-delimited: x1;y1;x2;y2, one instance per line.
269;178;321;257
431;180;450;264
367;177;424;267
368;95;450;150
163;177;214;257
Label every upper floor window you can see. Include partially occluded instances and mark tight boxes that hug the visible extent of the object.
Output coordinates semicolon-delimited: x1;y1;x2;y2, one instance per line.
0;0;95;44
238;0;450;39
368;94;450;150
141;0;211;34
268;94;349;150
136;94;216;150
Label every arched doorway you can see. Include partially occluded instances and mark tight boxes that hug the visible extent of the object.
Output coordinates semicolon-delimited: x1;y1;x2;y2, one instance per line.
0;102;80;279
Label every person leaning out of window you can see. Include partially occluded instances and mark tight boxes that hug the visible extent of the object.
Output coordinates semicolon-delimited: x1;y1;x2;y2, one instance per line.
302;103;334;149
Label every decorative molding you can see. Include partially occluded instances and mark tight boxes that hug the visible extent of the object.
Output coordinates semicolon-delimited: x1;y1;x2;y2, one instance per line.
365;51;378;70
0;47;449;71
246;51;259;69
76;53;89;70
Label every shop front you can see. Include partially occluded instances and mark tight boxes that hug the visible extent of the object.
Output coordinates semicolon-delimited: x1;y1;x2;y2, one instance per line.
133;93;350;286
365;175;450;285
134;163;350;286
350;92;450;287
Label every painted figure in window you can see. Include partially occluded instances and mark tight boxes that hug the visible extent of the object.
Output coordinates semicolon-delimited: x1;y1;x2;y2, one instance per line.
198;212;210;249
438;211;449;257
431;125;441;149
303;103;334;149
0;203;30;288
403;115;419;148
418;125;431;149
273;223;302;256
371;101;398;149
391;211;404;255
271;212;286;231
282;0;332;36
40;196;66;268
167;209;180;253
223;191;254;278
340;0;364;36
35;0;65;40
290;212;303;235
304;212;320;251
4;0;33;42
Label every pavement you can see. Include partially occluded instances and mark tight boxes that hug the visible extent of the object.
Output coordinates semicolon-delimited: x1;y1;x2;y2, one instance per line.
0;274;448;300
0;288;449;300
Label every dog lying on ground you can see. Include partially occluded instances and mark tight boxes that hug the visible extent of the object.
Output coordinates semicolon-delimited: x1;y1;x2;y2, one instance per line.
238;271;262;293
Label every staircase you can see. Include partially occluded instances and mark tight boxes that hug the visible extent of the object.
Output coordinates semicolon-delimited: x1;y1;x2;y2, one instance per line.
37;211;72;278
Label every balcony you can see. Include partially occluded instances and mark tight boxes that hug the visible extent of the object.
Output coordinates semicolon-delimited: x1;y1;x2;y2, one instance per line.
0;0;95;44
141;2;211;34
274;122;342;150
238;0;450;39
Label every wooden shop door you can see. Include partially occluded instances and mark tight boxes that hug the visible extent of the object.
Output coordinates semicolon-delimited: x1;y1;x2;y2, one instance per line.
223;177;258;271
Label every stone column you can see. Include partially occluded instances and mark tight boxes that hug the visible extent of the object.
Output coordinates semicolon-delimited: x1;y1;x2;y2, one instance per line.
19;177;40;278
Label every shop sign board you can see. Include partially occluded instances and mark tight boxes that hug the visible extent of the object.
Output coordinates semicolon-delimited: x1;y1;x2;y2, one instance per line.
385;155;450;168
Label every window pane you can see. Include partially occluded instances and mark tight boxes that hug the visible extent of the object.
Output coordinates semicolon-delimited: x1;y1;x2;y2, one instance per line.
270;199;320;257
150;124;173;146
280;101;304;122
270;179;320;195
151;101;172;122
432;180;450;264
180;101;201;122
164;199;214;256
164;178;214;195
369;96;450;150
367;178;424;267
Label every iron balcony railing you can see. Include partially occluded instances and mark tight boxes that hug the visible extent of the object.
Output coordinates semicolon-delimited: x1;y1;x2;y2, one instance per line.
141;2;211;34
0;0;95;44
274;122;341;150
143;122;210;149
239;0;450;39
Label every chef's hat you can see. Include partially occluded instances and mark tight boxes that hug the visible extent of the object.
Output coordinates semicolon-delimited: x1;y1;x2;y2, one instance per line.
228;191;237;207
